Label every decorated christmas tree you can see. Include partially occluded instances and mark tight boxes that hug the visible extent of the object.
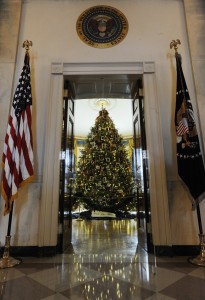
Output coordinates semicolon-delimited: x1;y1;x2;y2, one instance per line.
74;108;135;212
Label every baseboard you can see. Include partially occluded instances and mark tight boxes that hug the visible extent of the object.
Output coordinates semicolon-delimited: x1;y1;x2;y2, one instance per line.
0;246;58;257
155;245;200;256
0;244;201;257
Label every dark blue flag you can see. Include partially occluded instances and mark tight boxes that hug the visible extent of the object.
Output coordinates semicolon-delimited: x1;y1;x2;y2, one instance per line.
175;53;205;207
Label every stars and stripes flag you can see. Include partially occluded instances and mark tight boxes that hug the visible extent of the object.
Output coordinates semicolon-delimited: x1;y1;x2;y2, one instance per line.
1;52;34;215
175;53;205;207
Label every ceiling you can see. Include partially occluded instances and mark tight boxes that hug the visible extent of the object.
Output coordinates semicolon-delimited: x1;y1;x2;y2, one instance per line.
65;74;141;137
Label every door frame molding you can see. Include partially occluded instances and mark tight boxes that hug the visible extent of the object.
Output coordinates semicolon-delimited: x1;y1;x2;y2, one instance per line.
38;61;172;247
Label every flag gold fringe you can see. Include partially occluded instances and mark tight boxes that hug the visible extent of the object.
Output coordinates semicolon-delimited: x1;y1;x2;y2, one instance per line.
2;175;34;215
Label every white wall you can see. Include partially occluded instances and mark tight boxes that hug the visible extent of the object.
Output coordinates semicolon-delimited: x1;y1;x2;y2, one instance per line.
0;0;202;246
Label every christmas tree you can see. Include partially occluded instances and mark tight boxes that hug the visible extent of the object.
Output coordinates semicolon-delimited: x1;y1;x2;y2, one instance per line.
74;108;135;212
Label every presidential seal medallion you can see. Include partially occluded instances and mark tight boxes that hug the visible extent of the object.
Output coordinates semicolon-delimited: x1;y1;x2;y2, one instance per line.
76;5;129;48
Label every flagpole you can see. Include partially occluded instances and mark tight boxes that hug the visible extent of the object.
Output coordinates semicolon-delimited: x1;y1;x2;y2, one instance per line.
196;205;203;235
0;40;33;269
6;202;14;237
0;202;21;269
170;39;205;266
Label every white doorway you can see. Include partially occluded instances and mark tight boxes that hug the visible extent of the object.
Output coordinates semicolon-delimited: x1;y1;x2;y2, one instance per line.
38;62;171;251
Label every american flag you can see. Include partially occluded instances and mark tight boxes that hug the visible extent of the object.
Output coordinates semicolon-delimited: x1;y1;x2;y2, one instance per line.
176;117;189;136
175;53;205;207
1;52;34;215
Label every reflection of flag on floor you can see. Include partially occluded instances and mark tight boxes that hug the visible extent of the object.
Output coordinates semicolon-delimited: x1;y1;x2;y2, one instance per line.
1;52;34;215
175;53;205;207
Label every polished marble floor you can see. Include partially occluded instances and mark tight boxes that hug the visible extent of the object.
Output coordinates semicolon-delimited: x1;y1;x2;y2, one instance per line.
0;219;205;300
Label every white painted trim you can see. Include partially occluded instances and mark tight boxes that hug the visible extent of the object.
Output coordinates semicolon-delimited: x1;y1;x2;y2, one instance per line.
51;62;155;75
143;74;172;245
39;61;171;247
38;73;63;246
